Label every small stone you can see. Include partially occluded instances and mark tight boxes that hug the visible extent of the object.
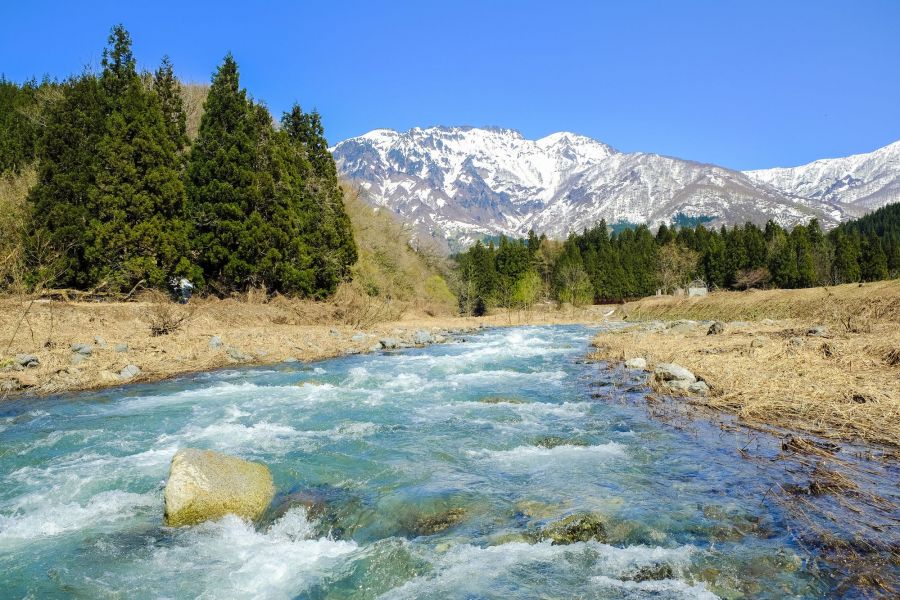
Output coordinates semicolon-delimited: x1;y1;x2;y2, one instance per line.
369;344;382;352
115;343;129;353
208;335;224;349
15;354;39;368
666;379;694;391
806;325;828;338
689;380;710;395
413;330;433;345
99;370;119;383
707;321;725;335
540;513;607;545
351;333;368;343
71;343;93;356
118;364;141;380
226;347;251;362
624;357;648;370
94;336;108;349
750;337;767;348
70;353;89;366
379;338;402;350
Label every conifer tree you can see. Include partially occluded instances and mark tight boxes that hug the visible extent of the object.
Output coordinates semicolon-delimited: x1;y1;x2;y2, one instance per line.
26;73;104;286
86;25;195;290
282;104;357;293
154;56;188;152
860;234;889;281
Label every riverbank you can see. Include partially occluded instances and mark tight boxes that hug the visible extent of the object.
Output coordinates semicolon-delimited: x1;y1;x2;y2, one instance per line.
0;295;614;398
590;280;900;448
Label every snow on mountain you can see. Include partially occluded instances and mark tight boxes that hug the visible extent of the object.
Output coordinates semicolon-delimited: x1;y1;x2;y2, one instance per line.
744;141;900;218
332;126;899;245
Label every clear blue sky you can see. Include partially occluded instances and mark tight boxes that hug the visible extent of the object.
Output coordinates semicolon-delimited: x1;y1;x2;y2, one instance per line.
2;0;898;170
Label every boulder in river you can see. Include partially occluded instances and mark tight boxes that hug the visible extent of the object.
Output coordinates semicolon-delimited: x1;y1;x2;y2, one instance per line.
164;448;275;527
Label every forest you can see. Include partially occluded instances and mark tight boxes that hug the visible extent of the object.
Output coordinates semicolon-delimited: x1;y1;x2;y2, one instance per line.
0;25;356;298
455;203;900;313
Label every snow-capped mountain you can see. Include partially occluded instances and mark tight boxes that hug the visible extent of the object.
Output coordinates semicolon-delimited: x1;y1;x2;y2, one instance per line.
332;126;900;245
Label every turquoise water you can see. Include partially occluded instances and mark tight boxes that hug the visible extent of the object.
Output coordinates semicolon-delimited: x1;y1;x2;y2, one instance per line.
0;325;835;598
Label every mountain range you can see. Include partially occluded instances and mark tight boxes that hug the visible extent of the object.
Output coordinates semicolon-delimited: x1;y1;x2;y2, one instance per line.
331;126;900;246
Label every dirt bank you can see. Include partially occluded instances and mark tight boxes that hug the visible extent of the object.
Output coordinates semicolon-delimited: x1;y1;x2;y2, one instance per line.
591;280;900;448
0;295;613;398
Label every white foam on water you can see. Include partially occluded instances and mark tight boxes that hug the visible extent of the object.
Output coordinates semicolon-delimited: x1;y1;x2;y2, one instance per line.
0;489;154;547
448;369;567;386
159;421;310;454
122;508;356;599
379;540;705;599
467;442;628;476
592;575;719;599
313;367;327;375
15;428;102;456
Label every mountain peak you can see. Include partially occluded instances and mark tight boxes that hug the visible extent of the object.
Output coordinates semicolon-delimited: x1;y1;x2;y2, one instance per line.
333;127;900;245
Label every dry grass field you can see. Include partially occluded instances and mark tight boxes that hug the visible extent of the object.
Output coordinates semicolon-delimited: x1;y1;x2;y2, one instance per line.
593;280;900;448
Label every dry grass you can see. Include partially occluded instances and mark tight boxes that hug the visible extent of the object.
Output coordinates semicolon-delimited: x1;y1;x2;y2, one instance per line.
593;280;900;448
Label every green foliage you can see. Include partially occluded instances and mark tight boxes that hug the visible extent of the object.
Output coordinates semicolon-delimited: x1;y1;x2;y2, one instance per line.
0;77;41;174
18;25;356;299
454;205;900;305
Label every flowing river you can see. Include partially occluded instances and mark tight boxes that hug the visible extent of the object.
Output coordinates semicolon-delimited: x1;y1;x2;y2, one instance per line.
0;325;843;598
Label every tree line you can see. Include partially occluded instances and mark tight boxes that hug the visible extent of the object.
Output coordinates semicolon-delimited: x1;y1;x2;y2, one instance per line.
455;203;900;312
2;25;356;297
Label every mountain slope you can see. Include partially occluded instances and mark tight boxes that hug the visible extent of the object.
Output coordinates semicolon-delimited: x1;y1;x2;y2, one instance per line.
332;126;899;244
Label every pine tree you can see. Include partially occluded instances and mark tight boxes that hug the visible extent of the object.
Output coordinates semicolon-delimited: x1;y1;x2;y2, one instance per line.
154;56;188;153
831;231;861;284
85;25;195;290
25;73;104;287
281;104;357;294
186;53;259;290
860;233;889;281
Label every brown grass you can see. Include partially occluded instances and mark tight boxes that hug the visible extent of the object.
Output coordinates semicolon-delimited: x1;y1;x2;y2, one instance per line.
593;281;900;448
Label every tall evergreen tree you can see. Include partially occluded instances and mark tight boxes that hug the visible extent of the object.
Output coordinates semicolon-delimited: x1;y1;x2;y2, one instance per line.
25;73;104;286
281;104;357;293
86;25;195;290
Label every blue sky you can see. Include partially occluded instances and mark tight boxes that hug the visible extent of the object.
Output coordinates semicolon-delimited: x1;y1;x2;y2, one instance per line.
2;0;898;170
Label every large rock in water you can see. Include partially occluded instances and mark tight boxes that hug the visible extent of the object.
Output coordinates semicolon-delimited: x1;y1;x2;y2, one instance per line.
163;449;275;527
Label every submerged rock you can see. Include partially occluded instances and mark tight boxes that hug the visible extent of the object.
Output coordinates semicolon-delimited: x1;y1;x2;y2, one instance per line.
478;395;527;404
540;513;606;545
164;448;275;527
411;507;467;535
532;436;589;449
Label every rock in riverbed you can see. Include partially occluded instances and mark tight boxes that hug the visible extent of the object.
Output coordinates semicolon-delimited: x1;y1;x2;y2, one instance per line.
540;513;607;545
654;363;696;384
15;354;39;369
164;448;275;527
624;357;647;370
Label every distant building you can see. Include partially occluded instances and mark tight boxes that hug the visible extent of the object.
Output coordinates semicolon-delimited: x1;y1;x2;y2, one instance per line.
687;278;708;297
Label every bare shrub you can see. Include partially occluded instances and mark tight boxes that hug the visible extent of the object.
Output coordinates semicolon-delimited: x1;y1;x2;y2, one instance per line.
145;292;193;336
332;281;403;329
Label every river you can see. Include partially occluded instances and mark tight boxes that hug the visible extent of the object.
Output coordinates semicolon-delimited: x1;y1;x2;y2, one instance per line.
0;325;844;598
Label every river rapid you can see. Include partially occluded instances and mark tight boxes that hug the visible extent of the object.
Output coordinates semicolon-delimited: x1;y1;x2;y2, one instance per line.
0;325;841;598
